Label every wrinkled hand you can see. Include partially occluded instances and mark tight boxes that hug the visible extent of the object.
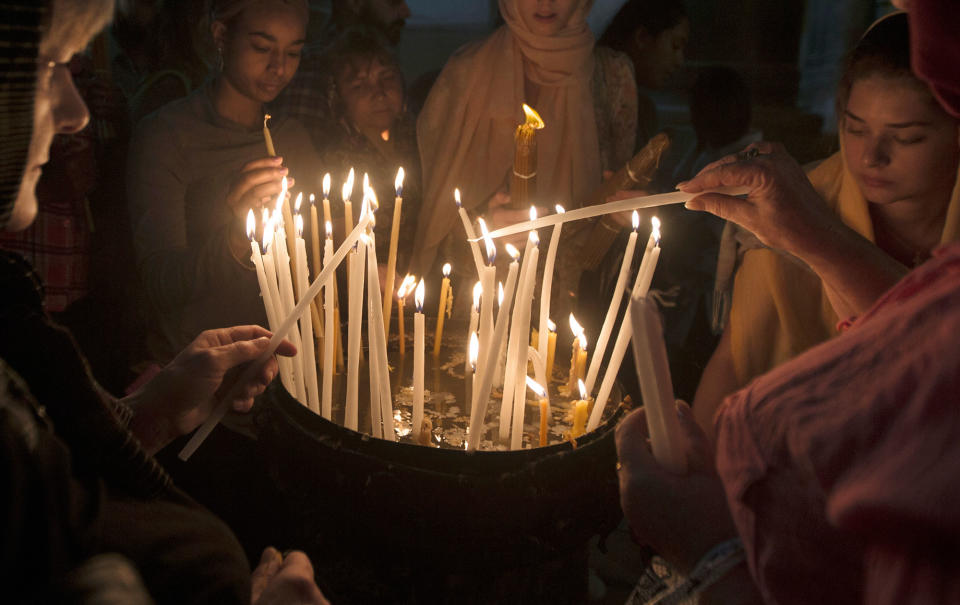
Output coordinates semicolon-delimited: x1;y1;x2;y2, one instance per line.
679;142;836;256
487;190;547;247
251;547;329;605
615;401;738;575
128;326;296;452
225;157;293;221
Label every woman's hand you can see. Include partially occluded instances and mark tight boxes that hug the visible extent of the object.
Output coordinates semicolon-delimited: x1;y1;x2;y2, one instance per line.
487;190;547;247
125;326;296;454
251;548;329;605
225;156;293;221
616;401;738;575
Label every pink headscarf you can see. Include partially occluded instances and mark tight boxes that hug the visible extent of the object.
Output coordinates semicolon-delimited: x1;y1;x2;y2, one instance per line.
411;0;599;276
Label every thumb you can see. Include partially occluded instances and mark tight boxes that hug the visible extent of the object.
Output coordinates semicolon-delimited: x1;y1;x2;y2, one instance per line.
251;547;283;602
217;336;273;370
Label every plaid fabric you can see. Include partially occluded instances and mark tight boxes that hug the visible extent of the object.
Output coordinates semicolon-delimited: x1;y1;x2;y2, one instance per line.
270;50;330;124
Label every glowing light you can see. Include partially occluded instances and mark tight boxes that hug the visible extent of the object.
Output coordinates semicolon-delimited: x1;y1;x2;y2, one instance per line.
632;210;640;231
415;279;425;312
547;319;556;333
294;191;303;213
529;206;537;221
381;129;390;141
504;243;519;261
651;216;661;245
530;230;539;246
454;188;462;208
395;167;405;197
472;281;482;311
397;274;416;299
309;192;315;207
325;220;333;238
479;218;496;264
275;175;288;215
526;376;546;398
497;282;504;307
578;379;587;400
555;204;565;215
521;103;545;130
322;173;331;198
569;313;584;338
295;213;304;238
578;331;587;351
469;332;479;371
342;167;355;202
246;209;255;240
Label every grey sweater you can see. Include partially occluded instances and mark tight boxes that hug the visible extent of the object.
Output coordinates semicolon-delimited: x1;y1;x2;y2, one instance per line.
128;81;320;360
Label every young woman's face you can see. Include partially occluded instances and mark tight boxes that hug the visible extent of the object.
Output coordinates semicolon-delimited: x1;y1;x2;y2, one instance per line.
10;2;93;232
337;57;403;135
216;2;306;104
516;0;579;37
841;75;959;207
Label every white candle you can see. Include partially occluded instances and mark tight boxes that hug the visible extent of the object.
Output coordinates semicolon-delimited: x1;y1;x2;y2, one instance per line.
295;215;321;415
248;211;279;333
509;231;540;450
587;219;663;432
321;222;334;420
260;221;294;393
467;329;479;414
635;219;661;298
494;282;507;388
630;295;687;473
585;211;640;396
343;168;355;292
365;226;394;440
465;281;481;409
538;204;564;362
271;210;307;404
455;188;486;278
476;218;497;385
467;245;520;451
345;241;366;431
412;279;426;441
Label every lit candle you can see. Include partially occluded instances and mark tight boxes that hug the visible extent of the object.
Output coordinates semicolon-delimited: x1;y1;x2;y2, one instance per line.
508;229;540;450
571;379;588;438
566;314;585;393
465;281;481;395
321;173;332;230
630;294;687;472
271;203;307;405
321;221;334;420
510;103;544;209
455;188;485;277
476;219;497;385
343;168;355;298
585;210;639;396
260;218;294;393
546;319;557;382
294;214;321;415
526;376;549;447
396;274;415;356
309;194;322;281
467;244;520;451
538;204;564;364
363;203;395;439
494;282;507;388
345;240;366;431
587;219;663;432
382;167;405;336
263;113;276;156
433;262;452;358
412;279;426;441
467;330;479;414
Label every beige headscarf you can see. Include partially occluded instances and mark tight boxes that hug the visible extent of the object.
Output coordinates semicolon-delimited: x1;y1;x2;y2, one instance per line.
411;0;600;276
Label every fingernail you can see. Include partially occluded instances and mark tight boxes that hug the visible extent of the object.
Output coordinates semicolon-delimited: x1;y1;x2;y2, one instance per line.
278;167;288;175
273;156;283;163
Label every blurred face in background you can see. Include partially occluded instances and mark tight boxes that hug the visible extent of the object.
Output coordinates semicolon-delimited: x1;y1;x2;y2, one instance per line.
632;16;689;89
213;1;307;104
841;75;959;208
360;0;411;45
516;0;579;36
337;56;404;136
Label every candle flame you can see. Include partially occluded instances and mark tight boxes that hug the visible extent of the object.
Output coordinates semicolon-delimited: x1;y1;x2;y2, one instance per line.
529;230;539;246
472;281;482;310
362;172;370;195
479;218;496;264
309;193;316;207
497;281;504;307
322;173;331;198
469;332;479;370
294;191;303;213
295;213;304;238
651;216;661;244
415;278;425;311
521;103;545;130
365;185;379;212
547;318;556;333
632;210;640;231
555;204;565;214
526;376;546;398
275;174;289;217
325;220;332;238
246;209;255;240
395;167;404;196
398;274;416;298
262;216;273;252
504;243;519;260
569;313;583;337
578;378;587;400
381;129;390;141
529;206;537;221
578;331;588;350
263;113;271;129
454;188;462;208
342;168;355;202
442;262;451;278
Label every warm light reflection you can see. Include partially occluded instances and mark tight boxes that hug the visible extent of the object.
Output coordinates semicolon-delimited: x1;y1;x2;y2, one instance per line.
555;204;565;215
522;103;545;130
415;279;425;312
526;376;546;398
325;220;332;238
322;173;331;198
530;230;539;246
469;332;479;370
398;274;416;299
395;167;404;197
569;313;584;337
472;281;482;311
442;262;452;278
578;331;587;351
578;379;587;400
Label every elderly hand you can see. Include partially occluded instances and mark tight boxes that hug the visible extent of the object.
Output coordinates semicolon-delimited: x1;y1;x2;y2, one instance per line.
678;142;838;257
125;326;296;453
251;547;329;605
616;401;738;575
487;190;548;247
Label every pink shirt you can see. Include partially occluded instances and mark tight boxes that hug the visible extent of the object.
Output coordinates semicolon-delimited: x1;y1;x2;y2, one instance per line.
715;242;960;605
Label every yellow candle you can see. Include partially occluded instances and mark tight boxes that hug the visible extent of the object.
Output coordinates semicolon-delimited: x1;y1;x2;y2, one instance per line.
382;167;405;335
575;332;588;383
309;194;322;279
567;313;584;392
546;319;557;381
526;377;548;447
571;379;588;438
396;274;415;356
433;263;452;358
510;104;544;210
263;113;276;156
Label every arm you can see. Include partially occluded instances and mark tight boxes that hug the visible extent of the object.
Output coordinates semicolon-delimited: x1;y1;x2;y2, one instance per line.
692;325;738;443
681;142;907;317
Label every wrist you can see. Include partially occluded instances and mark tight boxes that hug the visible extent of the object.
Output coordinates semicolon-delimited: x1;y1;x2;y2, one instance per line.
123;388;178;455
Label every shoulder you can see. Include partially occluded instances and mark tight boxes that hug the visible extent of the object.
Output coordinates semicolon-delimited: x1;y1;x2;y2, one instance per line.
131;90;202;147
594;46;634;77
804;152;844;206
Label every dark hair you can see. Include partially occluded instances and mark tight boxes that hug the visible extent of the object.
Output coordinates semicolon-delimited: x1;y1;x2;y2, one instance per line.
322;30;403;118
836;12;923;116
690;66;751;149
598;0;687;52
